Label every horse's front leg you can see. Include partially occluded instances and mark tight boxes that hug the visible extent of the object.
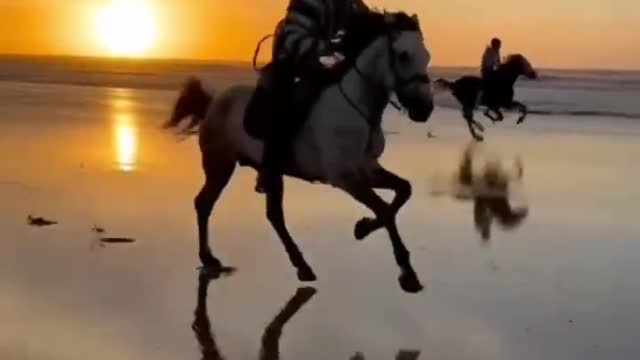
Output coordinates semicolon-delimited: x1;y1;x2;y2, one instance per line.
265;176;316;282
341;179;423;293
483;108;500;123
463;107;484;141
511;101;527;124
353;167;411;241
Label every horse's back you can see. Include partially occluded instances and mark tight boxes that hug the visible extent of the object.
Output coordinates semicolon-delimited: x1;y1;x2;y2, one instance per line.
200;84;255;152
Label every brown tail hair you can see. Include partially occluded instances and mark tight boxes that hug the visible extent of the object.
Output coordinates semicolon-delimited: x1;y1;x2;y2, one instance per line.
164;77;213;134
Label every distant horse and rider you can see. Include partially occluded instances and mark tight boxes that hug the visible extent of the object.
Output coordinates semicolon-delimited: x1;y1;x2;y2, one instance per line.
436;37;539;141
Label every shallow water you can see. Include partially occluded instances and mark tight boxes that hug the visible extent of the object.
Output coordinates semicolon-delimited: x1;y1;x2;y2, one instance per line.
1;80;640;360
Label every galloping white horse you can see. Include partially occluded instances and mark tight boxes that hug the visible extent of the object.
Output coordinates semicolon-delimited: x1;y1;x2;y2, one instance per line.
165;11;434;293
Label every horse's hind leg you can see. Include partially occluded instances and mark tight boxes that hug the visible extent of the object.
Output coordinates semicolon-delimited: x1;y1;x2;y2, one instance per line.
483;109;500;123
354;167;412;241
195;154;236;269
265;176;316;282
342;180;423;293
511;101;527;124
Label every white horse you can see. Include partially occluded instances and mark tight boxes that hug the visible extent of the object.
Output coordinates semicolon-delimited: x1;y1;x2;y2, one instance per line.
164;11;434;293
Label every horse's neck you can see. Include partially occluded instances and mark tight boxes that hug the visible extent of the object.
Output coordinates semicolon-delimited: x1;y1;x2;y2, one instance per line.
498;62;520;87
339;37;392;124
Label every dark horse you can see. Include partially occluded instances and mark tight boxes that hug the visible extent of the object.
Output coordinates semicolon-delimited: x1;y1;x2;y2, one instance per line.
436;54;538;141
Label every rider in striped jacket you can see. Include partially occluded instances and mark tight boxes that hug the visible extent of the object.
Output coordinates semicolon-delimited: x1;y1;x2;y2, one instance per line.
257;0;369;193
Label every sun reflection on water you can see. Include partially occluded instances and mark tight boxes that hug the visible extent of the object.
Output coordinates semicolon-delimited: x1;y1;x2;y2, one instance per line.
110;89;139;172
114;114;138;171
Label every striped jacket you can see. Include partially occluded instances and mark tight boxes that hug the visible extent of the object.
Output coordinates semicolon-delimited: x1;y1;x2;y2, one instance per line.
273;0;368;68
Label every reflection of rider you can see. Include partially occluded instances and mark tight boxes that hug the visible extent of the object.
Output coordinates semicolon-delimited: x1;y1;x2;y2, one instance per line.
256;0;369;193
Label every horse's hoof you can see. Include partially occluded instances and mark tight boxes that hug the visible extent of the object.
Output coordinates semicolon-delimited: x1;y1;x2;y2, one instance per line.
297;266;317;282
199;263;236;278
517;118;525;125
474;135;484;142
200;252;223;270
354;217;376;241
398;272;424;294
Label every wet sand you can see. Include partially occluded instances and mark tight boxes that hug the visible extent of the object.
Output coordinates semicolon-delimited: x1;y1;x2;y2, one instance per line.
1;82;640;359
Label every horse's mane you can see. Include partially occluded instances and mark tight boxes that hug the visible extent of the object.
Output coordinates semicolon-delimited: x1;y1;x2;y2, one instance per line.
500;53;533;74
504;53;526;65
342;10;421;63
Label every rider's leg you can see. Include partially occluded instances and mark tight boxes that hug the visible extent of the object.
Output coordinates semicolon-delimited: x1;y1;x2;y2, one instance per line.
256;62;296;193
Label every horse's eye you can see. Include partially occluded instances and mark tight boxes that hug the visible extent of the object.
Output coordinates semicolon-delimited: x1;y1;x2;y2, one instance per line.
398;51;410;63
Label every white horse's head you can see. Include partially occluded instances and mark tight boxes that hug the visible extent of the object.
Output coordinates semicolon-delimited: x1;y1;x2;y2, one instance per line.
384;12;434;122
344;11;434;122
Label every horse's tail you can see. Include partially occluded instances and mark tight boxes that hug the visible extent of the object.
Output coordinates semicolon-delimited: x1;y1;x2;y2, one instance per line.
434;78;454;91
163;76;214;136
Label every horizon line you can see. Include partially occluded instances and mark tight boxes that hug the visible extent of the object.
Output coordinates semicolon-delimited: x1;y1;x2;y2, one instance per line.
0;53;638;73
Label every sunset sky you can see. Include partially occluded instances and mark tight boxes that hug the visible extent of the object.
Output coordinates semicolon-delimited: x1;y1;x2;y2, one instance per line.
0;0;638;69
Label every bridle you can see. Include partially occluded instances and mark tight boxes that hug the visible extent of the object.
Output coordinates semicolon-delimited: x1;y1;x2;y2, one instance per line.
338;32;431;124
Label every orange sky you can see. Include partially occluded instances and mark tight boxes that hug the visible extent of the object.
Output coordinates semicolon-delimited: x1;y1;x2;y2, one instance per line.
0;0;638;69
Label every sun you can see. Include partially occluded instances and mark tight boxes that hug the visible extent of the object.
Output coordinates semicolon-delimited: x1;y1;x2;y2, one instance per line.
95;0;157;57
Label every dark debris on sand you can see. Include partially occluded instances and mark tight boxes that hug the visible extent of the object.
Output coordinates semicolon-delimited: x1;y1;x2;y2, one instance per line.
92;225;105;234
27;215;58;227
99;237;136;244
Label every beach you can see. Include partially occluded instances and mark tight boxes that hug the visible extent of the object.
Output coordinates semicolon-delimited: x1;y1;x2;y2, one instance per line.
1;58;640;359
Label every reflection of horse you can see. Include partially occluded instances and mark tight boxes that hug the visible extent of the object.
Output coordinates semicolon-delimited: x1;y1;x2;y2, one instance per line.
192;271;316;360
193;271;421;360
165;11;434;293
473;197;528;242
436;54;538;141
351;351;421;360
457;143;528;241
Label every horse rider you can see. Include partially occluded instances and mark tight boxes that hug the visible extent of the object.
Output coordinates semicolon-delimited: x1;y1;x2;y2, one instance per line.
480;37;502;104
255;0;370;194
481;37;502;79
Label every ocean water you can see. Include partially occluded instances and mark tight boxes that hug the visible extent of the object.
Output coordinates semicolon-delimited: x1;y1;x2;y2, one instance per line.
1;55;640;120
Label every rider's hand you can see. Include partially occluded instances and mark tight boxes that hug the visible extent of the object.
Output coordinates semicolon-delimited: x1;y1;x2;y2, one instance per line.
319;53;344;69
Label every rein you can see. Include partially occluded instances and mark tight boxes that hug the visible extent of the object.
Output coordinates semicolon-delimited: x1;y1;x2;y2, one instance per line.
253;34;274;72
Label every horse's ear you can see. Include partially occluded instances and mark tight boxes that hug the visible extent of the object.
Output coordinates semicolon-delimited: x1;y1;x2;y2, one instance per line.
411;13;420;27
